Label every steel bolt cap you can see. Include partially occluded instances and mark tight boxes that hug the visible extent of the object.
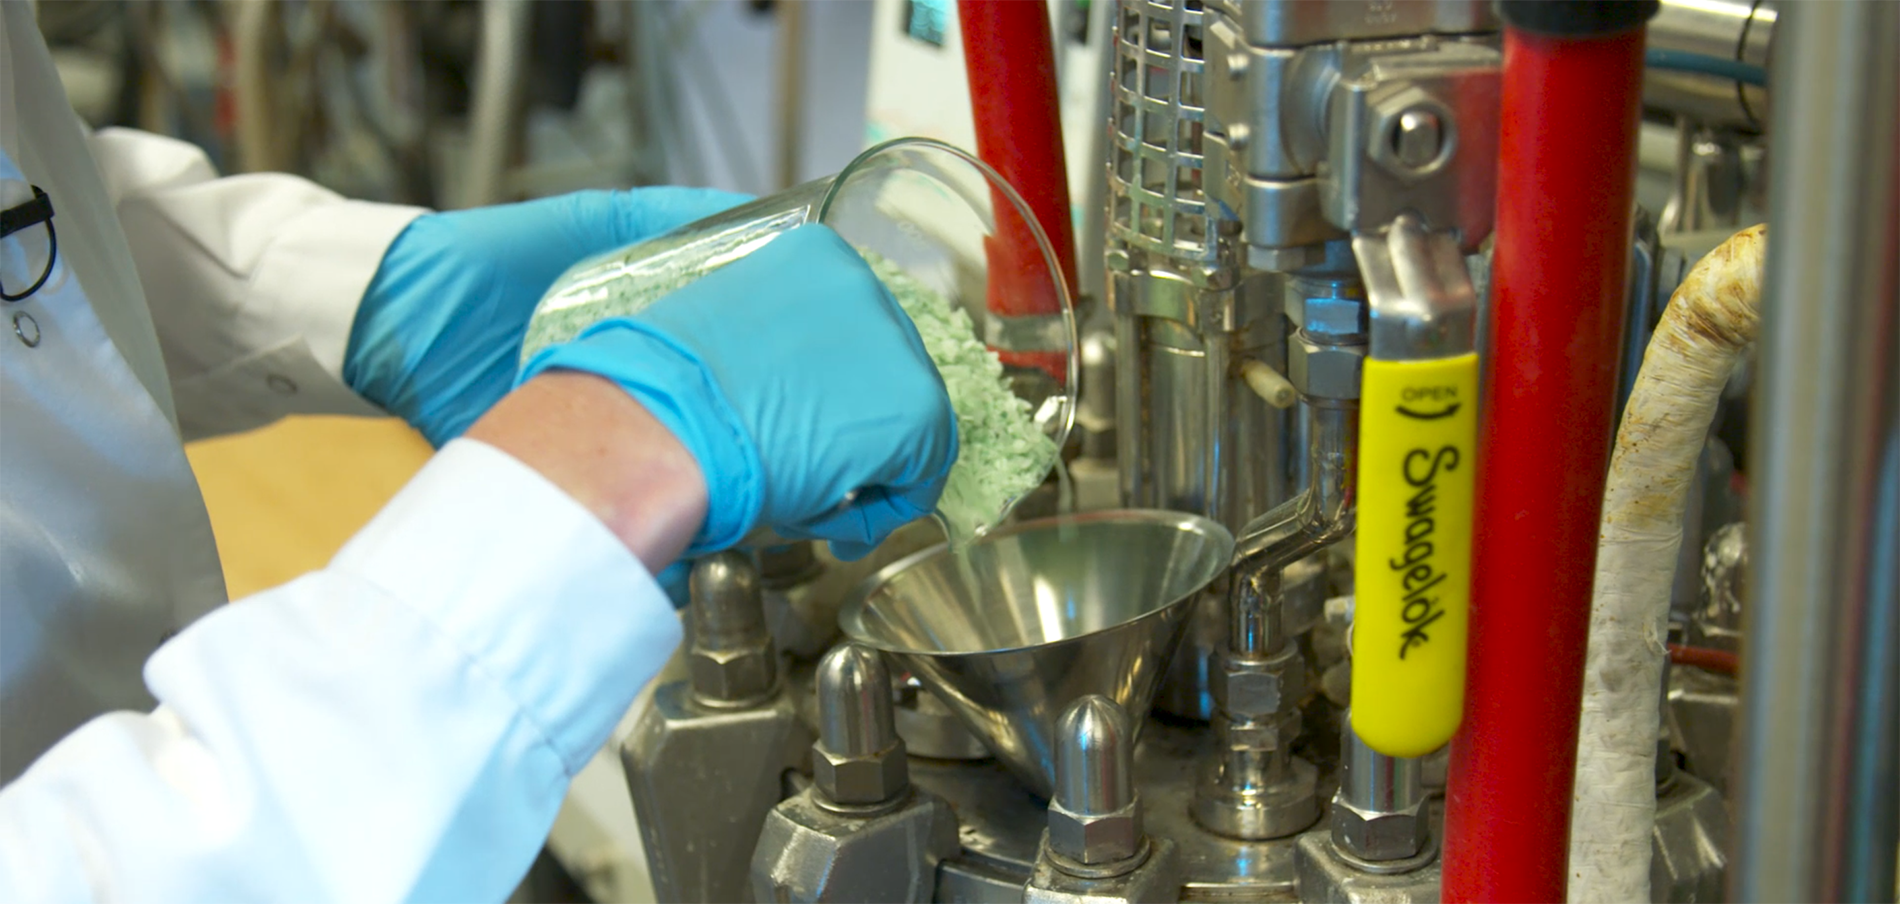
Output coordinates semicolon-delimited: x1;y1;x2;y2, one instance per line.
691;551;766;647
1049;696;1146;868
813;644;908;808
816;644;897;757
1056;696;1135;815
688;553;776;705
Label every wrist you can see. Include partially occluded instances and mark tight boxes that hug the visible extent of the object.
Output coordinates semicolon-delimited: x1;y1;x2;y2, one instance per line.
465;372;709;573
519;321;763;551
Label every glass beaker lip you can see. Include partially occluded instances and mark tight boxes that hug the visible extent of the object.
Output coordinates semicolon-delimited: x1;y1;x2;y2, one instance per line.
819;136;1082;450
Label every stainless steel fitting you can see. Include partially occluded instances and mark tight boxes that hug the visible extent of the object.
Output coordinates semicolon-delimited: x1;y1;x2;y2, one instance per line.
1284;275;1369;338
1369;90;1455;180
1211;645;1308;720
813;643;909;809
751;789;960;904
1289;333;1367;401
1330;716;1432;867
688;552;777;707
1215;708;1301;756
1332;794;1430;864
1047;696;1147;870
1193;708;1321;841
624;551;812;903
1285;274;1368;402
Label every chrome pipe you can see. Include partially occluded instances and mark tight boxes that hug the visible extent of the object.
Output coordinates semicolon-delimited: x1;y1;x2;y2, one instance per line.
773;0;807;190
1228;403;1358;657
1734;1;1900;899
464;0;531;207
1645;0;1777;131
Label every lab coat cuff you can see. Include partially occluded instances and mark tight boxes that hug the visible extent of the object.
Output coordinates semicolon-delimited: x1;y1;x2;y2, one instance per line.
329;439;684;774
253;199;424;386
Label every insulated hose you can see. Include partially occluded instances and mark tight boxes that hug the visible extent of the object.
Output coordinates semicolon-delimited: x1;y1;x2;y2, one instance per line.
1569;223;1766;902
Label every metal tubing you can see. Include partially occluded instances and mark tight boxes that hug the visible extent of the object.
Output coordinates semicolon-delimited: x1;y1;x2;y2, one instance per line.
1644;0;1776;132
1193;398;1355;838
958;0;1078;312
1230;402;1359;595
465;0;531;207
773;0;806;190
1442;8;1653;901
1733;2;1900;900
230;0;281;175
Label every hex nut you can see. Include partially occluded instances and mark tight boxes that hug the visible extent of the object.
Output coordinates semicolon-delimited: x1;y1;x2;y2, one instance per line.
688;640;776;705
1331;795;1430;862
1283;291;1367;339
1288;335;1365;400
1048;796;1145;866
1212;651;1306;719
814;740;908;806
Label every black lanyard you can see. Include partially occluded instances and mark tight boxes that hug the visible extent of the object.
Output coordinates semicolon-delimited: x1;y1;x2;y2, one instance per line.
1;185;57;302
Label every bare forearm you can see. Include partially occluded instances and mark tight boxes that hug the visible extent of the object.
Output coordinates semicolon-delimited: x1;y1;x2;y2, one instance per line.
464;372;708;574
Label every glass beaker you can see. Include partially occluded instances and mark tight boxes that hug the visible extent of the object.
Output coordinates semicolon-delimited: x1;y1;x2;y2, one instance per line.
520;137;1078;545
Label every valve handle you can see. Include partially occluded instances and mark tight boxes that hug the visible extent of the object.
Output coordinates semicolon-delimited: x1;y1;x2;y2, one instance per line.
1348;216;1480;757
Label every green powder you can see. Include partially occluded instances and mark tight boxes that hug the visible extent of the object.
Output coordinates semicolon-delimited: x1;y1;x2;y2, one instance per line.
520;237;1057;546
859;253;1058;546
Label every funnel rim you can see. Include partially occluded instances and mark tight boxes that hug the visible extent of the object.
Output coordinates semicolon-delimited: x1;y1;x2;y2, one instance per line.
839;508;1235;659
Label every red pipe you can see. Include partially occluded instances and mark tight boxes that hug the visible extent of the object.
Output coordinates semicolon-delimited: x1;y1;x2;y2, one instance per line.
957;0;1075;379
1443;5;1655;901
1669;643;1741;677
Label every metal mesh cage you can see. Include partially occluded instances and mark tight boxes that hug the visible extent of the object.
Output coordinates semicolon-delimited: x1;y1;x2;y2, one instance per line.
1108;0;1223;263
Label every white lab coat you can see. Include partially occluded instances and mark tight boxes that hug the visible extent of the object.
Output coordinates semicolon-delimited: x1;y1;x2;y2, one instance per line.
0;3;682;900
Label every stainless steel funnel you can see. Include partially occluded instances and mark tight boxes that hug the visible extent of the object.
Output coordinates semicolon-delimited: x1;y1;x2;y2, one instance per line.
840;510;1234;797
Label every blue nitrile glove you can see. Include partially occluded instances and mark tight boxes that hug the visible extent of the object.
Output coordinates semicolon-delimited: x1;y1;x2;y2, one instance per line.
656;561;693;609
346;187;750;446
519;224;959;561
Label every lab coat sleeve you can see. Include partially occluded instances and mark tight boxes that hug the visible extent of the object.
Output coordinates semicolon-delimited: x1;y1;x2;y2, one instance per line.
85;127;426;440
0;439;684;902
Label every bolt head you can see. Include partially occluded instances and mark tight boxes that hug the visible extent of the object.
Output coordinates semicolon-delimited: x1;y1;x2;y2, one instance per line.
1368;87;1456;181
814;740;908;806
1048;797;1145;865
688;640;776;705
1392;108;1444;169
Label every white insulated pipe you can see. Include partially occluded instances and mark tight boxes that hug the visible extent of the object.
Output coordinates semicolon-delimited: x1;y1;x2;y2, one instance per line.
1568;224;1766;903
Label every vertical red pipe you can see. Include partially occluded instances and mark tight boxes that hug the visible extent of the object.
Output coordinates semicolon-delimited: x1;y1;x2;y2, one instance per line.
957;0;1077;324
1442;3;1656;901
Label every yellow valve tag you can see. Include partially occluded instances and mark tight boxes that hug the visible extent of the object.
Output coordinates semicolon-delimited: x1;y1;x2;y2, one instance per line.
1350;353;1478;757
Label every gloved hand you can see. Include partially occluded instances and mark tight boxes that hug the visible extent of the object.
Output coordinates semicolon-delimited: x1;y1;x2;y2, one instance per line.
519;225;958;560
346;188;750;446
